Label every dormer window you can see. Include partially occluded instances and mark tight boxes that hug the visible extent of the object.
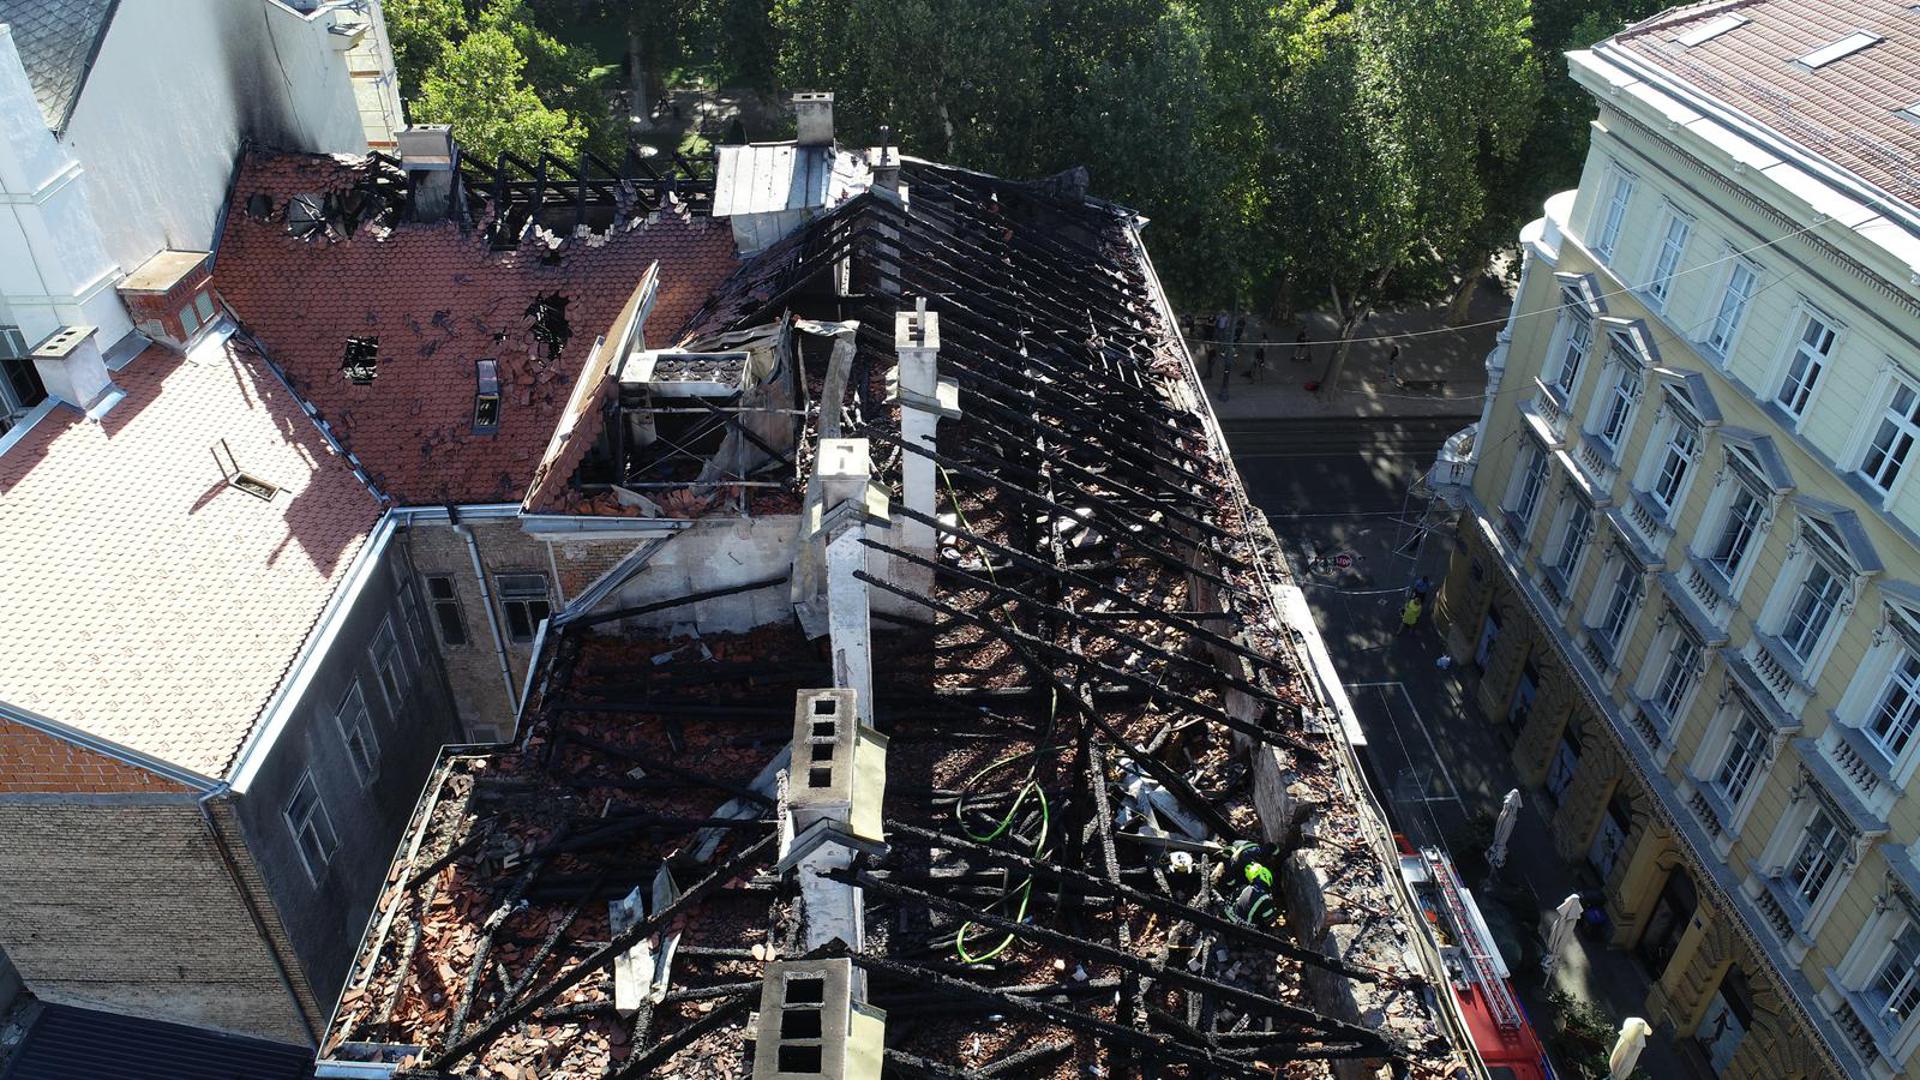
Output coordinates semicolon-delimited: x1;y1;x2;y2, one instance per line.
474;359;501;434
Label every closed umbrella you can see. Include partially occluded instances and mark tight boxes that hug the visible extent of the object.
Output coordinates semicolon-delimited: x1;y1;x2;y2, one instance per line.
1609;1016;1653;1078
1487;788;1522;870
1540;892;1583;976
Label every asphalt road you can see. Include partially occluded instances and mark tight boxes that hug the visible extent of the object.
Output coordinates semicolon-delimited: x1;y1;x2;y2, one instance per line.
1222;414;1498;848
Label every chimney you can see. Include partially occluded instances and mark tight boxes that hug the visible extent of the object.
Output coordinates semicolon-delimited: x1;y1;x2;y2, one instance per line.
396;124;458;223
815;438;882;722
31;326;118;414
884;301;959;618
794;92;835;146
751;958;884;1080
868;141;900;194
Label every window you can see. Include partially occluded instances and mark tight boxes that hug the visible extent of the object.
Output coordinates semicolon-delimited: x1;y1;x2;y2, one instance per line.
1507;446;1549;535
1868;921;1920;1034
1552;505;1593;579
1598;365;1642;448
1861;380;1920;494
1705;262;1757;356
1598;560;1644;648
1510;663;1539;730
1775;312;1836;418
426;576;468;646
334;681;379;783
1780;556;1845;662
1677;12;1748;46
1653;632;1701;718
1551;310;1594;397
1651;418;1700;511
1708;482;1767;583
369;617;407;714
0;326;46;435
193;291;215;325
1645;214;1691;306
1715;709;1767;805
497;573;551;644
1798;31;1882;69
1866;651;1920;762
1594;170;1634;258
179;303;201;337
1548;734;1581;802
284;772;339;881
1785;804;1848;908
474;359;501;434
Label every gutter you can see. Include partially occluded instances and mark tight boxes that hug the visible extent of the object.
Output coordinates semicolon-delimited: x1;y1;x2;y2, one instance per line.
450;505;521;717
197;783;319;1049
0;699;216;793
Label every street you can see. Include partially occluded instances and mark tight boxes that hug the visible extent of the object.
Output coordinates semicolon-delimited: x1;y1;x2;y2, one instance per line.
1224;413;1702;1079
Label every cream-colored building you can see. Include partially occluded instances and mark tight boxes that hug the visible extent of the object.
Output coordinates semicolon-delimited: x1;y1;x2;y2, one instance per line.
1432;3;1920;1077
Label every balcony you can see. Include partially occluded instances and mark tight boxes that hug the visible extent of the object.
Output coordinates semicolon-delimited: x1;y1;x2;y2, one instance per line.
1576;436;1619;491
1834;1000;1884;1075
1742;636;1815;717
1680;558;1735;630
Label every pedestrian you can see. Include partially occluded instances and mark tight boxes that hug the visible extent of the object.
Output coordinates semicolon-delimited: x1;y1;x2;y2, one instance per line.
1292;329;1310;364
1399;595;1423;635
1234;316;1247;343
1200;341;1214;378
1387;344;1402;384
1214;310;1231;342
1219;346;1233;402
1411;574;1433;603
1245;345;1265;380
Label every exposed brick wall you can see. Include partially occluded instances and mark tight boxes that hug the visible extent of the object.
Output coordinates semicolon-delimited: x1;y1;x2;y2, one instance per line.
0;718;193;795
0;798;312;1045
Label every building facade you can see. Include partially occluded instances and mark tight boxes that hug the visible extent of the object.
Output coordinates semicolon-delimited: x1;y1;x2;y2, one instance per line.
1434;5;1920;1078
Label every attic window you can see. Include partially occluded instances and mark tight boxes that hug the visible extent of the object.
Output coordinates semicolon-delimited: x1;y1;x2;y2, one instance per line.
1675;13;1748;46
474;359;501;434
288;193;326;240
1797;31;1882;68
342;337;379;385
526;294;571;363
211;439;278;501
1901;102;1920;126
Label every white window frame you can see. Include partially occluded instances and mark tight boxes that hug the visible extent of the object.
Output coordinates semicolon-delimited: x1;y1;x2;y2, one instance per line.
368;616;408;716
1835;608;1920;787
1546;498;1594;588
1772;305;1838;424
1687;695;1773;843
284;771;339;884
333;680;379;785
1756;520;1856;682
1642;408;1702;517
1547;307;1595;403
1642;207;1692;310
0;325;45;432
1503;443;1551;541
1696;457;1771;596
1859;372;1920;501
1835;900;1920;1065
1587;556;1646;661
1593;167;1635;260
1646;623;1703;723
1784;802;1850;912
1703;259;1759;359
1585;341;1645;455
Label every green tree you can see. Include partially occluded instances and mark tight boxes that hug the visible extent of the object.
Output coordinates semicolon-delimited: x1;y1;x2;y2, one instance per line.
383;0;464;93
412;27;586;163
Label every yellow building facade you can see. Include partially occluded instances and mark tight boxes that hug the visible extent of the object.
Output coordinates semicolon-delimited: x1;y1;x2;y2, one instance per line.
1433;9;1920;1079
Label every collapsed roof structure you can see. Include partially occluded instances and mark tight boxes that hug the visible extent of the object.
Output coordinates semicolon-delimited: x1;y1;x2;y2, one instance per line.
305;125;1467;1079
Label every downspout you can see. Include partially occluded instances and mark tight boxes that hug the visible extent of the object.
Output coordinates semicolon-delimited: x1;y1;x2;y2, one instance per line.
196;784;320;1048
450;505;521;715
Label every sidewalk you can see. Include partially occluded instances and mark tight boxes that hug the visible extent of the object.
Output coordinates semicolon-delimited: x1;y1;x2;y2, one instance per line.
1287;529;1706;1079
1185;280;1510;420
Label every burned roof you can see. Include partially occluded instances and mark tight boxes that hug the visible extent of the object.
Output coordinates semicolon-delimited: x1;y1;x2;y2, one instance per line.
0;336;381;780
213;149;741;505
0;0;117;133
1608;0;1920;213
322;155;1457;1078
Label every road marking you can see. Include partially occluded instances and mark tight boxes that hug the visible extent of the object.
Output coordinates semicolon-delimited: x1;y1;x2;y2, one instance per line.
1347;680;1464;805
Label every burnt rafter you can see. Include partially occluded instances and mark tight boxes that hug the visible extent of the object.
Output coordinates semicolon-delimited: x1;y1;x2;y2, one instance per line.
828;868;1394;1058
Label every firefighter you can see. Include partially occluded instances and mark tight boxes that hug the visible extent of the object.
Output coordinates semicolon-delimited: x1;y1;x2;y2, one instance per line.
1216;840;1279;926
1218;839;1271;885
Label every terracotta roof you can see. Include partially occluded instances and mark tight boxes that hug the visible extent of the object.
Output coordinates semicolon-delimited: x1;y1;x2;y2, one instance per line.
1609;0;1920;212
0;339;381;779
213;150;740;506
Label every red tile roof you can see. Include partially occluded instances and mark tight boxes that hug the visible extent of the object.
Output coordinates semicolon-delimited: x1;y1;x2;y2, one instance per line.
0;341;382;779
213;150;740;505
1610;0;1920;212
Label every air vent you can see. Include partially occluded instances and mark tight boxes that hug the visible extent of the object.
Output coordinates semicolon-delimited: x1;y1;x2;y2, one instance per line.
1797;30;1882;68
1674;12;1748;46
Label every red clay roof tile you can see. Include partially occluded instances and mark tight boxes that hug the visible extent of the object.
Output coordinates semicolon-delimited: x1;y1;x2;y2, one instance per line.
213;150;741;506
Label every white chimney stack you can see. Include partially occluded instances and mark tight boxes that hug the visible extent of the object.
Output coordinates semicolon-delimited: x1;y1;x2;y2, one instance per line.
888;302;959;615
31;326;118;414
794;92;835;146
815;438;879;722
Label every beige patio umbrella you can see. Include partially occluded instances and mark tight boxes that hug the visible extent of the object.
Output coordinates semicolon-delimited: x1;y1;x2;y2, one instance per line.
1609;1016;1654;1078
1540;892;1583;976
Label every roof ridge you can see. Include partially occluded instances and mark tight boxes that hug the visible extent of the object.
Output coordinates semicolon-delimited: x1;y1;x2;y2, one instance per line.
1615;0;1765;42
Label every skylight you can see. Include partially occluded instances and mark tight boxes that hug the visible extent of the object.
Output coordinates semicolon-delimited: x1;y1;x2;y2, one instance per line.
1797;30;1883;68
1675;13;1749;47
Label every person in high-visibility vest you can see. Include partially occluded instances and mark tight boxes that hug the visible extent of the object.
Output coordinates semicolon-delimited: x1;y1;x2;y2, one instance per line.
1399;595;1423;635
1220;839;1270;884
1231;871;1278;926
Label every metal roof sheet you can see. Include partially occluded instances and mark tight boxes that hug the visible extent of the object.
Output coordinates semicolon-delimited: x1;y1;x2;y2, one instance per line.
0;1004;315;1080
0;0;118;133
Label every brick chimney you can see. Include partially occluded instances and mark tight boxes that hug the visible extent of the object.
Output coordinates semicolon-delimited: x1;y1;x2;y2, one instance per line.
794;92;835;146
31;326;119;414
